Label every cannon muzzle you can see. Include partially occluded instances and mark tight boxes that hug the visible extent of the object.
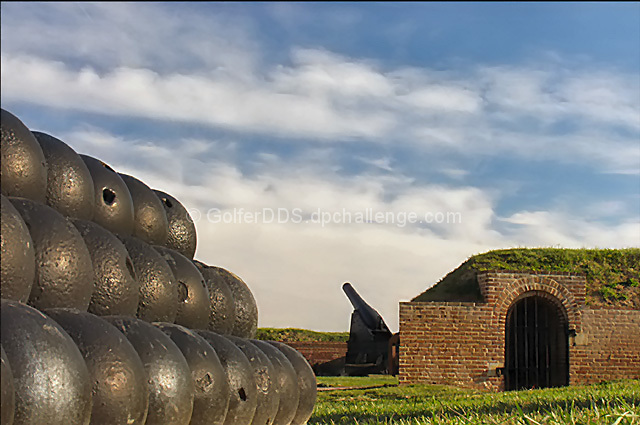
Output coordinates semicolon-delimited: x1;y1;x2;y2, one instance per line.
342;283;390;333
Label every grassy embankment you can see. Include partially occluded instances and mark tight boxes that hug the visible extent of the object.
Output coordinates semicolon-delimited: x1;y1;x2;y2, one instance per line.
255;327;349;342
312;376;640;424
259;248;640;423
259;249;640;342
414;248;640;308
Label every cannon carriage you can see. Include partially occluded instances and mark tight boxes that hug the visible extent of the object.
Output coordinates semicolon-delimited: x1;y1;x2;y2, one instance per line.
342;282;397;376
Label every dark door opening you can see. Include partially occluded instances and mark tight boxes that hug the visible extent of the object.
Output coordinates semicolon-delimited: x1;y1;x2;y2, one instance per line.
505;294;569;390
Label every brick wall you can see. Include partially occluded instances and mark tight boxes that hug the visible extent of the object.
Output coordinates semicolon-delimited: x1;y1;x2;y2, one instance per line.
571;308;640;385
399;271;640;391
399;302;502;390
284;341;348;368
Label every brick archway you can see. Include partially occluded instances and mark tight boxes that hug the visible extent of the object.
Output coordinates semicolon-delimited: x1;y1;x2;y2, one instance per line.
492;276;581;333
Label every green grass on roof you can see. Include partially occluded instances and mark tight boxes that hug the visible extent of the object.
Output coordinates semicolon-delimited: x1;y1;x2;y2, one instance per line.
413;248;640;308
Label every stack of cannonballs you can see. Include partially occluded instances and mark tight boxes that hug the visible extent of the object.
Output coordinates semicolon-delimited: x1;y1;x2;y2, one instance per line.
0;108;316;425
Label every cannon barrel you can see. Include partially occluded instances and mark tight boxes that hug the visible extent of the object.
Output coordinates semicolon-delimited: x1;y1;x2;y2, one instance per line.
342;282;389;332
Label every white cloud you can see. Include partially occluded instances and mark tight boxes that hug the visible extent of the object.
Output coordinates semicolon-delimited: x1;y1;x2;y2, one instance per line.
2;3;638;331
3;46;638;173
399;85;482;112
2;4;638;171
53;128;640;331
358;156;394;172
501;210;640;249
0;2;261;76
278;48;397;99
480;65;640;130
561;72;640;130
1;53;397;140
440;167;470;180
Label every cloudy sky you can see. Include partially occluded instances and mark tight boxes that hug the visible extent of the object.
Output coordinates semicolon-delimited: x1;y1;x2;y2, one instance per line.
2;2;639;332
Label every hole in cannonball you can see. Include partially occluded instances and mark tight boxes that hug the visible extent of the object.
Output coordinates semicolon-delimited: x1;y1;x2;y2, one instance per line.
178;282;189;302
197;372;213;391
162;197;173;208
125;257;136;280
103;188;116;205
238;387;247;401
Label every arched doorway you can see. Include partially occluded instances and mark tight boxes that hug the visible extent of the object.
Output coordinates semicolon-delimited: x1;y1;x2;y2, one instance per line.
504;293;569;390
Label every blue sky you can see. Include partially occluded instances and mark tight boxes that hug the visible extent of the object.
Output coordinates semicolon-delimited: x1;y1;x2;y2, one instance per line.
2;2;639;331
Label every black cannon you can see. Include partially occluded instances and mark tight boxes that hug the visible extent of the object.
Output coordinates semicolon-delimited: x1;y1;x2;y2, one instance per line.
342;282;393;376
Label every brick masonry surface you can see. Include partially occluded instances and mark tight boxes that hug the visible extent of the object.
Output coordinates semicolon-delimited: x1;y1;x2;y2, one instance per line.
399;271;640;391
571;308;640;385
284;341;348;368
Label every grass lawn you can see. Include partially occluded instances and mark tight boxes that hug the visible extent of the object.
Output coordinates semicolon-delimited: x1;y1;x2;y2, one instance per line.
310;376;640;424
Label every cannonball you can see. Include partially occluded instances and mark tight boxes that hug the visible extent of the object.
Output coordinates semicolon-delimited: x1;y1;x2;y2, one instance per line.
251;340;299;425
44;309;149;425
119;235;179;322
1;346;15;425
1;109;47;202
209;266;258;338
152;190;197;258
193;261;235;334
106;316;194;425
32;131;94;220
118;173;168;245
71;219;139;316
227;336;279;425
154;246;209;329
0;194;35;302
154;323;230;425
0;300;92;425
80;155;135;235
196;331;257;425
269;341;317;425
9;197;94;310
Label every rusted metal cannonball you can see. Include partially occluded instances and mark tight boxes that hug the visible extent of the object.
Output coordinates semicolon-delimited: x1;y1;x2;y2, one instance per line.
269;341;317;425
193;261;235;334
209;266;258;338
154;246;209;329
45;309;149;425
106;316;194;425
1;109;47;203
118;235;179;323
227;336;279;425
250;340;299;425
118;173;168;246
72;219;140;316
80;155;135;236
153;190;197;259
1;345;15;425
196;331;257;425
154;323;230;425
0;300;92;425
0;194;35;302
9;197;94;310
31;131;94;220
